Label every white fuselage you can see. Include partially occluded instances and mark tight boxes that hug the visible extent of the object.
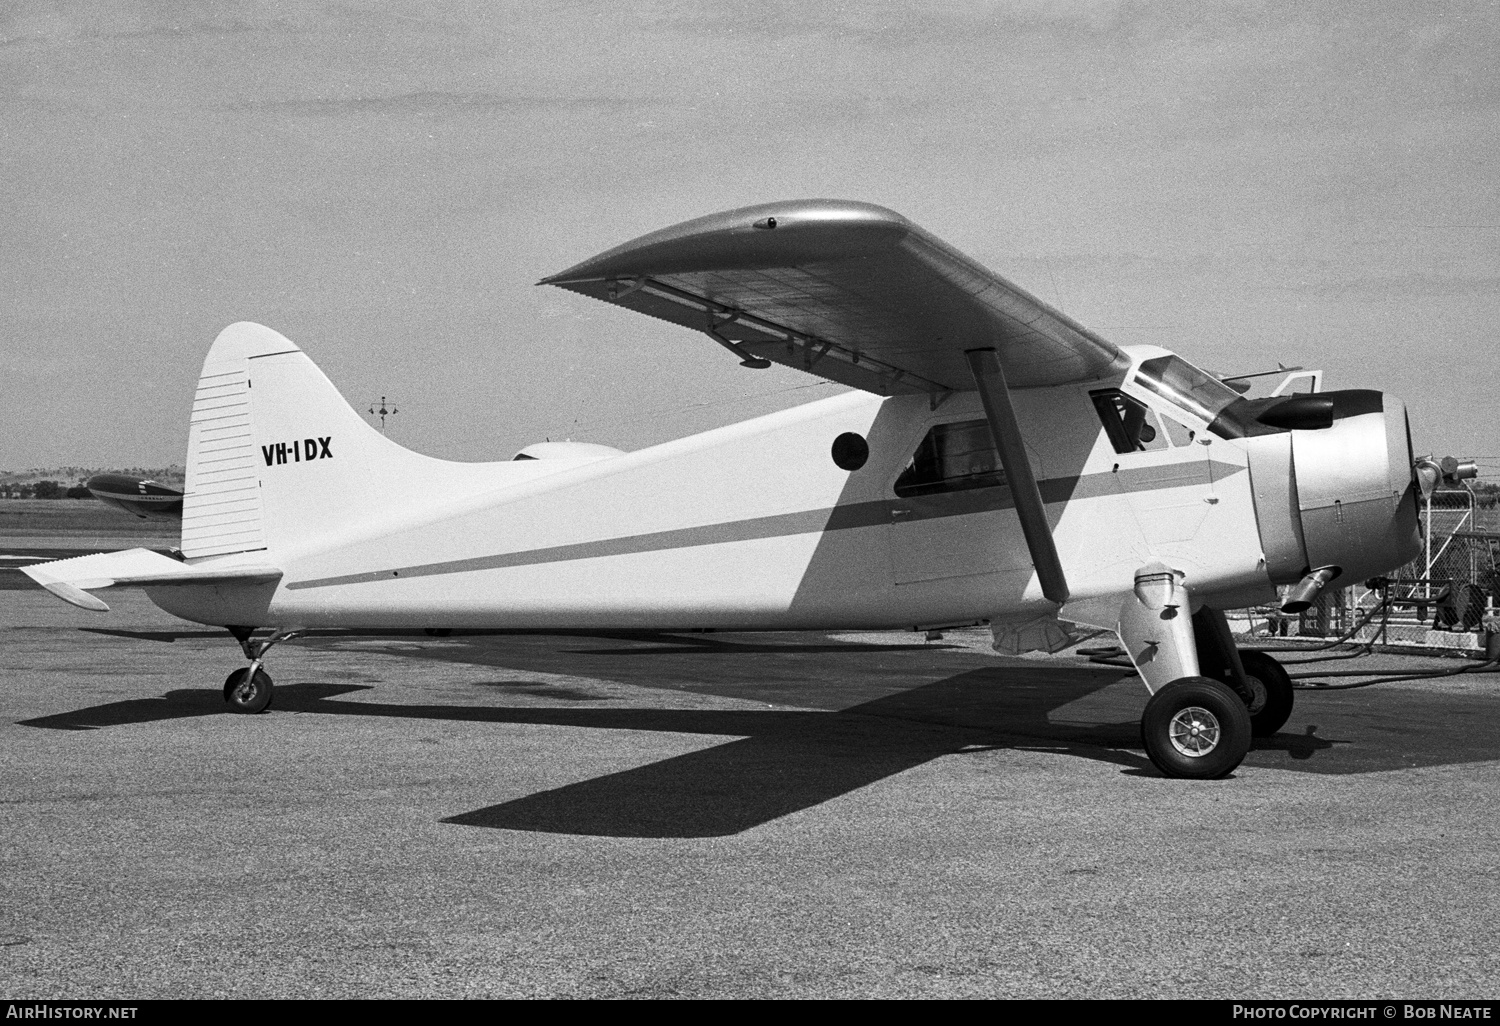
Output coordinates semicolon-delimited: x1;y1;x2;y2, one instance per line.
148;344;1273;633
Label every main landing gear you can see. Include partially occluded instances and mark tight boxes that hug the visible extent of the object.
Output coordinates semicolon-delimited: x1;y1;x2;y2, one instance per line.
1119;563;1296;779
1140;676;1252;780
1238;649;1294;738
223;626;300;714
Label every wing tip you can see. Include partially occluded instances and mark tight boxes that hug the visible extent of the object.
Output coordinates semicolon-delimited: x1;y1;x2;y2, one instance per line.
540;198;914;284
34;578;111;612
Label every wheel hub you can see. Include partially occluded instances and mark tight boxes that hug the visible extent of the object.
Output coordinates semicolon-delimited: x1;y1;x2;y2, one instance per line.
1168;705;1221;757
1244;674;1267;715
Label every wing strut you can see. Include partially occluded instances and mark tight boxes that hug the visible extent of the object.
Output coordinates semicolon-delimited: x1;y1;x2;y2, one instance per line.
965;348;1070;604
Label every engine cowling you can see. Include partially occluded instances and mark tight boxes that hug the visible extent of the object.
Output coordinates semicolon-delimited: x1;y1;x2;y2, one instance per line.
1243;390;1421;595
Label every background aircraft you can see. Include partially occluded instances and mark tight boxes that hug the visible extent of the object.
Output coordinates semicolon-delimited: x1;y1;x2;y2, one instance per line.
25;199;1446;779
83;473;184;521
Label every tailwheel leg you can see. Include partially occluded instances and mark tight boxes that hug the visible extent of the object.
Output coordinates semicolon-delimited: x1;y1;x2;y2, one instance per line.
224;666;274;714
222;626;301;715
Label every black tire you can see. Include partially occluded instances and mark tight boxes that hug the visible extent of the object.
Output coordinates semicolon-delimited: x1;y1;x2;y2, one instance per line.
1140;676;1251;779
223;667;274;714
1238;650;1295;737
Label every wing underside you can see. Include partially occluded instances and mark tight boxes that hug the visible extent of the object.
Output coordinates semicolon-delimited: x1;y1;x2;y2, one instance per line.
541;200;1128;396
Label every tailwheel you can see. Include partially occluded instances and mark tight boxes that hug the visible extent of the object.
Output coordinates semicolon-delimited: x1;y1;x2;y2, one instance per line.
1141;676;1251;779
223;667;274;714
1238;650;1294;737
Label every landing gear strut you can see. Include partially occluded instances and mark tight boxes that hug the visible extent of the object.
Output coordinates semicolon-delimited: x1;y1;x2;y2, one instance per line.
1191;603;1296;737
1117;566;1300;776
1118;564;1253;779
223;626;300;714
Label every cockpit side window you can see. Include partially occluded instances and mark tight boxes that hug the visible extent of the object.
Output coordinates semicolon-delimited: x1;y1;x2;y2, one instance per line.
893;419;1007;497
1161;415;1196;446
1091;390;1170;454
1134;354;1241;423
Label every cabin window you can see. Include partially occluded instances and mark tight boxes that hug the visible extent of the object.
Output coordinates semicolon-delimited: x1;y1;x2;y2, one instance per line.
1091;390;1170;453
893;419;1007;497
1161;415;1197;446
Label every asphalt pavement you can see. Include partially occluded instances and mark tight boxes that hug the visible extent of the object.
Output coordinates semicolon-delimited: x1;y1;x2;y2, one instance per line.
2;587;1498;999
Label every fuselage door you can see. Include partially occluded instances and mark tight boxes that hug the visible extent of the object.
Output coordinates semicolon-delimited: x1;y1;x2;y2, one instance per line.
887;418;1030;584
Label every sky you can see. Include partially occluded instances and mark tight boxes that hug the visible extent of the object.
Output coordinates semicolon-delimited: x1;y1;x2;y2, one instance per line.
3;0;1499;472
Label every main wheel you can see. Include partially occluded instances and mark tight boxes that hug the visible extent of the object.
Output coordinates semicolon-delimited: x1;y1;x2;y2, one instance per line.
223;667;274;714
1239;650;1294;737
1140;676;1251;779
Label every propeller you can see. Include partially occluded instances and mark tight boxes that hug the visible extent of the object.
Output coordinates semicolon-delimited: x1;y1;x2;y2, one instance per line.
1414;455;1478;500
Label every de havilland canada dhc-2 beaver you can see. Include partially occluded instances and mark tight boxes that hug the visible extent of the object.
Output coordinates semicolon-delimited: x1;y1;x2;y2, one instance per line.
26;199;1466;779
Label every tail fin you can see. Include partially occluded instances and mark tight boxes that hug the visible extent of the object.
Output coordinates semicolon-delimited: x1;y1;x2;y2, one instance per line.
183;323;502;559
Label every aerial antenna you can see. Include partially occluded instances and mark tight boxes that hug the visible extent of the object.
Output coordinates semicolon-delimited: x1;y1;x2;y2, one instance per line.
367;396;399;434
1216;363;1304;395
1218;362;1303;384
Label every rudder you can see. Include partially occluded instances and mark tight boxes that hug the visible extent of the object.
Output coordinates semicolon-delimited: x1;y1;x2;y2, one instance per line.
181;323;291;557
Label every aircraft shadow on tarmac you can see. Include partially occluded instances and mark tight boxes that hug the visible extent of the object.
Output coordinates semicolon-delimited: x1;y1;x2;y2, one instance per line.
21;629;1500;837
18;672;1148;837
78;626;944;654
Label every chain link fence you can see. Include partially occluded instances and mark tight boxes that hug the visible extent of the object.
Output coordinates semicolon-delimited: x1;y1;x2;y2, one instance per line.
1229;491;1500;653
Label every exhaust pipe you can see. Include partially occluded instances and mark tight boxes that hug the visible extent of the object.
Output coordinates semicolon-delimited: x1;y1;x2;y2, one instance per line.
1282;566;1341;614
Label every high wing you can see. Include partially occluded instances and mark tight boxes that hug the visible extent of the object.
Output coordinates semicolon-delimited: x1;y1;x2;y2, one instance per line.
540;199;1128;397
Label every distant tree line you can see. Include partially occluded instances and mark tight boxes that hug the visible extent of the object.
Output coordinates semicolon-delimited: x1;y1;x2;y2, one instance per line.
0;481;93;499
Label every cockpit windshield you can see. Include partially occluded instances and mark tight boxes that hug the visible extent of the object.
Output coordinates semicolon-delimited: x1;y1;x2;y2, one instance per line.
1134;355;1241;424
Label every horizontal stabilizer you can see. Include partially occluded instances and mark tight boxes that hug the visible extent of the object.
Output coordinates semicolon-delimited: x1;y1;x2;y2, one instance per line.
22;548;282;612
